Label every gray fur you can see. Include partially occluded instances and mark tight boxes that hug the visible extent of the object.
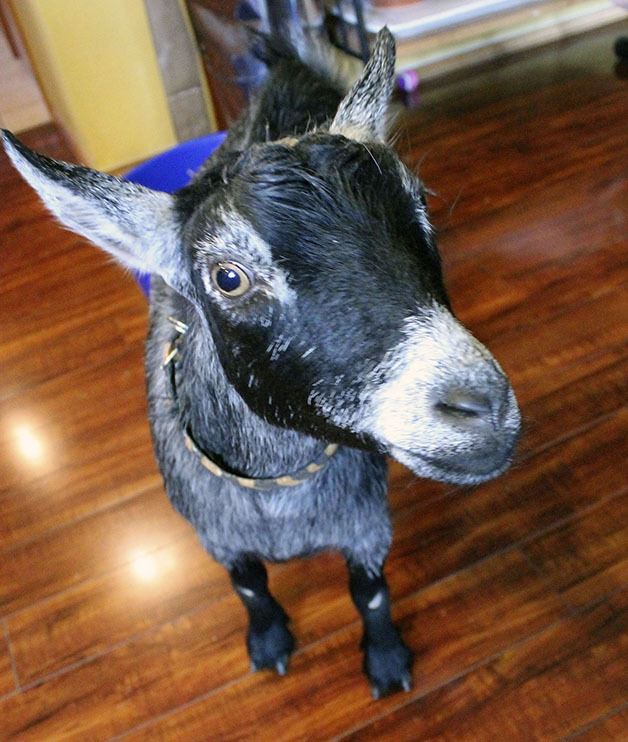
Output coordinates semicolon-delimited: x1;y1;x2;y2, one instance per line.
330;27;396;142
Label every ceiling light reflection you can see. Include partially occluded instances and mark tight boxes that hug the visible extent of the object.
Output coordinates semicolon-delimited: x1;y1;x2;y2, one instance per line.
132;551;159;582
14;424;46;464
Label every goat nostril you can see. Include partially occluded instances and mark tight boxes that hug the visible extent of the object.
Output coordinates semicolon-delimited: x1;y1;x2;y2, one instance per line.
436;389;494;421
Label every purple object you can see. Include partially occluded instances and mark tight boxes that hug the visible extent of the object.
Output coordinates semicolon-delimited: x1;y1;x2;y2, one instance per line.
397;70;419;94
124;131;227;295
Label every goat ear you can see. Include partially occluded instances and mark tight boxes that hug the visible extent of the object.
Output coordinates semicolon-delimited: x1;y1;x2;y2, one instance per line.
1;130;188;293
329;27;396;143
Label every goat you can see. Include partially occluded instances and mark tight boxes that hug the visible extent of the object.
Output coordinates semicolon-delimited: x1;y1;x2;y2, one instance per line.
1;28;521;699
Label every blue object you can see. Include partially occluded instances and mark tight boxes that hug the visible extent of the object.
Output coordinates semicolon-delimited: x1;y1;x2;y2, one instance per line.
124;131;227;295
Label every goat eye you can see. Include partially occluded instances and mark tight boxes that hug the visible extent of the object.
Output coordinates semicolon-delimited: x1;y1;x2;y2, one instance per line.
210;261;252;297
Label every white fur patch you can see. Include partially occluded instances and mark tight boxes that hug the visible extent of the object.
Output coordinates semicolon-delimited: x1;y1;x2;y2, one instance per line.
362;305;504;454
368;591;383;610
398;164;433;238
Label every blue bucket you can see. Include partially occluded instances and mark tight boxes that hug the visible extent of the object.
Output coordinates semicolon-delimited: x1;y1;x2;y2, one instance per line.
124;131;227;295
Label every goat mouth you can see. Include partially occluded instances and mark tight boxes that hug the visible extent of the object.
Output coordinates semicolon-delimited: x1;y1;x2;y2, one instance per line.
391;445;515;486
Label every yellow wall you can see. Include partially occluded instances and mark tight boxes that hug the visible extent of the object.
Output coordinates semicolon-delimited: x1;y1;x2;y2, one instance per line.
11;0;177;171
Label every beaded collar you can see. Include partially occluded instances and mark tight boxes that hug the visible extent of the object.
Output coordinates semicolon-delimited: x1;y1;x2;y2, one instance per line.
163;317;338;490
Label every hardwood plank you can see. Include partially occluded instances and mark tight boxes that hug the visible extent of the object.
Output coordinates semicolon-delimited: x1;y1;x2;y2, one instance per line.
0;240;146;398
518;356;627;457
484;286;627;397
0;592;249;741
388;488;472;585
448;235;627;348
0;487;189;616
7;533;223;684
0;441;158;552
461;410;627;560
344;591;628;741
0;349;158;549
387;411;626;592
438;158;626;274
523;491;628;610
0;353;160;550
0;550;562;740
0;311;135;401
0;623;16;697
400;27;627;231
568;704;628;741
387;459;446;513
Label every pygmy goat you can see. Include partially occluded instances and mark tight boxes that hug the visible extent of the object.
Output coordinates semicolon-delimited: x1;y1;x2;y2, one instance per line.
2;29;521;698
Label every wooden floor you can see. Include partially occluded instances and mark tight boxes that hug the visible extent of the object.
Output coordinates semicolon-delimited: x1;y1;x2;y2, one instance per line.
0;25;626;741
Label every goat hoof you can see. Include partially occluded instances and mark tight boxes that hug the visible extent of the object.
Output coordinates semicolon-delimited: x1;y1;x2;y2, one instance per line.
275;656;289;676
370;674;412;699
363;635;413;700
247;620;295;674
369;669;413;700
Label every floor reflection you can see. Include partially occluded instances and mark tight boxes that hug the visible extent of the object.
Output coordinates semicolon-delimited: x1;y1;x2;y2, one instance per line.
13;422;48;466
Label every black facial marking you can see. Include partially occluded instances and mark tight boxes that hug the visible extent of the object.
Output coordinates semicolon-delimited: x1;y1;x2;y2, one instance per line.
178;133;447;447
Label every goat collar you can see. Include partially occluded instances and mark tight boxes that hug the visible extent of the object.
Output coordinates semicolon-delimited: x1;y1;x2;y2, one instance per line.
163;317;339;491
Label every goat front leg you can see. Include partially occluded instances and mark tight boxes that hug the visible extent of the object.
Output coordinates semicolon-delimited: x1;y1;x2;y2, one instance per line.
347;560;413;699
229;555;295;675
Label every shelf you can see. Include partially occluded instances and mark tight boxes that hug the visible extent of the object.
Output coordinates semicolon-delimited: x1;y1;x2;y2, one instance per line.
335;0;550;39
332;0;627;83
